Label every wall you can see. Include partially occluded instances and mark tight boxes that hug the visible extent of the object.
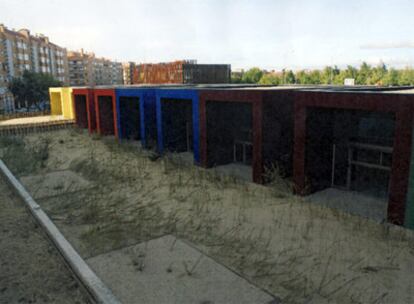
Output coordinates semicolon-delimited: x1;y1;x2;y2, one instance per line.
61;88;74;119
133;61;184;84
405;122;414;229
183;64;231;84
49;91;62;115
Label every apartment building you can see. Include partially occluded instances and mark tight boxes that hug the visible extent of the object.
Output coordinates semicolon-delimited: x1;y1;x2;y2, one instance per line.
67;50;94;86
0;24;69;112
94;58;123;85
68;49;123;86
122;62;135;85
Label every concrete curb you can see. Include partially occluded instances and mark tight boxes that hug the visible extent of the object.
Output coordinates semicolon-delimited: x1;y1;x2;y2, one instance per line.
0;159;121;304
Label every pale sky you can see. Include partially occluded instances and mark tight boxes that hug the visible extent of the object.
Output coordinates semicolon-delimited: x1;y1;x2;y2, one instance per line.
1;0;414;70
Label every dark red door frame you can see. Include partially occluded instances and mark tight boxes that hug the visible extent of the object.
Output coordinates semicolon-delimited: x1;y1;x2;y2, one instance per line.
94;89;118;137
293;91;414;225
72;88;95;133
199;90;263;183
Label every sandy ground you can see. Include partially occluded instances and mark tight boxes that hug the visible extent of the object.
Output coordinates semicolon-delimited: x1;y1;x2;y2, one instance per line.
0;176;89;304
215;163;253;182
2;129;414;304
20;170;93;200
0;115;66;126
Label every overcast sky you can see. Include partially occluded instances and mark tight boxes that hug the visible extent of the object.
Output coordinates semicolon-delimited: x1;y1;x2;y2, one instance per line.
1;0;414;70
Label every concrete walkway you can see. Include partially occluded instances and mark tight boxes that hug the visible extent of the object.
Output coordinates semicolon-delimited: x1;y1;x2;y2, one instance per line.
87;235;278;304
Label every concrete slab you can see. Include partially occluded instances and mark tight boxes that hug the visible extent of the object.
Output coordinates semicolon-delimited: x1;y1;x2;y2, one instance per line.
86;235;277;304
20;170;93;199
0;115;66;126
214;163;252;182
305;188;388;222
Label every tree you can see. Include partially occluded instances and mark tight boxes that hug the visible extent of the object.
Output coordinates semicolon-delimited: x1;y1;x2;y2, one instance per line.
309;70;322;84
331;65;358;85
321;66;340;84
344;65;358;79
356;62;372;85
232;64;414;87
8;70;61;111
383;68;400;86
241;67;263;83
259;73;281;85
231;71;243;83
398;68;414;86
285;70;296;84
295;70;310;84
368;63;387;85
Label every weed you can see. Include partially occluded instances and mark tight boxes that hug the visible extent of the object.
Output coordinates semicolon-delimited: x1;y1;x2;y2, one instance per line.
0;135;23;148
183;254;203;276
263;163;294;198
81;201;103;224
130;244;147;272
1;136;49;175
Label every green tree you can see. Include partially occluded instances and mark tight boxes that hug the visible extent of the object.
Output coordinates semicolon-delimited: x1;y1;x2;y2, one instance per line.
284;70;296;84
321;66;340;84
309;70;322;84
383;68;400;86
231;71;243;83
344;65;358;79
398;68;414;85
295;70;310;84
9;70;62;110
356;62;372;85
333;70;347;85
332;65;358;85
258;73;281;85
234;64;414;87
241;67;263;83
368;63;387;85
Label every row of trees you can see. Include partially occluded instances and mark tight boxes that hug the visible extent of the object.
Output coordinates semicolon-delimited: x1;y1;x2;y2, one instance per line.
232;63;414;86
8;70;61;111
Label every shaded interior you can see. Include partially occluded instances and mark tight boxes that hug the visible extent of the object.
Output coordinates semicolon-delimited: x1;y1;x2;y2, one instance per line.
88;94;97;132
161;98;193;153
206;101;252;167
262;94;294;179
98;96;115;135
119;96;140;140
306;107;395;198
74;95;88;129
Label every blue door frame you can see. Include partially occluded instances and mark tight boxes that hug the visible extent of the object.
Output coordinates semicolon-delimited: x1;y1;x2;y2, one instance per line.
115;88;156;148
156;89;200;165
